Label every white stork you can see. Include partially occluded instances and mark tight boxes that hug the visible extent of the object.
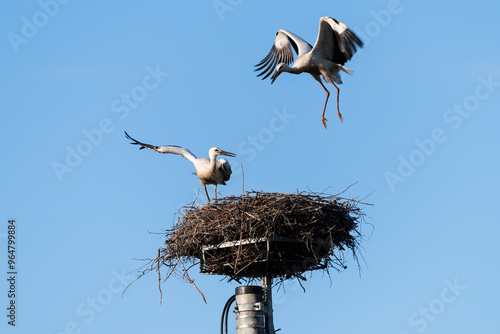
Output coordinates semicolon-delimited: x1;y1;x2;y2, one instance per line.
256;16;363;128
125;131;235;204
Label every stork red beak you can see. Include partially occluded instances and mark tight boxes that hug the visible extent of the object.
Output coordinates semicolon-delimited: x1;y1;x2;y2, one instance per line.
271;70;280;84
220;150;236;157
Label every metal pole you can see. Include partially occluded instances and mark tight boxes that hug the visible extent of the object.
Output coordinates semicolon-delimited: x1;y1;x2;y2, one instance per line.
261;276;275;334
235;286;265;334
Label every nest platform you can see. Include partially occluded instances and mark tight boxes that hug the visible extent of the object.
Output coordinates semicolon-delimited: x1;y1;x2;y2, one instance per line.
148;191;367;288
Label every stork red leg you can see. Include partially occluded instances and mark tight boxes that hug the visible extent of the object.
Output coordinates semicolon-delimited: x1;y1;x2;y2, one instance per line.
214;184;218;202
203;185;211;204
332;82;343;123
318;80;330;129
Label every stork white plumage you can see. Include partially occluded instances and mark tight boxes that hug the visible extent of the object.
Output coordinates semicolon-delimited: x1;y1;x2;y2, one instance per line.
125;131;236;204
256;16;363;129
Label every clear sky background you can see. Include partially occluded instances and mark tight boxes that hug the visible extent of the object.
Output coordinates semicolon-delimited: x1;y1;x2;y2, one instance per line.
2;0;500;333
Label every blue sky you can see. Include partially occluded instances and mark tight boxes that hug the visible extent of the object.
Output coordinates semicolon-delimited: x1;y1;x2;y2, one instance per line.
2;0;500;333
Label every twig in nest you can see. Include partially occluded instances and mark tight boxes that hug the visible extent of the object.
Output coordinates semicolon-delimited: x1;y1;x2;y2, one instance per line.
157;248;163;304
241;164;245;195
176;254;207;304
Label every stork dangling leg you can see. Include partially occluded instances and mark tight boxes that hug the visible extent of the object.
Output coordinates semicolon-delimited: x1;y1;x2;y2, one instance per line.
317;79;331;129
332;82;343;123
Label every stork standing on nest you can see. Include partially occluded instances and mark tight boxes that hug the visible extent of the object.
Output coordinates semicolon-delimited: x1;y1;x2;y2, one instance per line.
125;131;236;204
255;16;363;129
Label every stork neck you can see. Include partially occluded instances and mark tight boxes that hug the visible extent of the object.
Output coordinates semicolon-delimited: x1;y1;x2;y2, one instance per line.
209;153;217;170
283;64;301;74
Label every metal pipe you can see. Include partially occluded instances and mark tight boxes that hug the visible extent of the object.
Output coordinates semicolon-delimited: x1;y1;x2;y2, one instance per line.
235;286;265;334
261;276;275;334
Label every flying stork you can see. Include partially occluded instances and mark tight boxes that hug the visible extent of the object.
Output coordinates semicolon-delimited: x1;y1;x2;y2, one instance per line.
256;16;363;128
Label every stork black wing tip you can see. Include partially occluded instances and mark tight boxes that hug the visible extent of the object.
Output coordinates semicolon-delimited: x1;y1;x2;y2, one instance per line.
124;131;133;140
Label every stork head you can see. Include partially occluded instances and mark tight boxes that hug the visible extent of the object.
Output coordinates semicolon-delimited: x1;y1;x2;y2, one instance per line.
271;63;286;84
271;63;291;85
209;147;236;159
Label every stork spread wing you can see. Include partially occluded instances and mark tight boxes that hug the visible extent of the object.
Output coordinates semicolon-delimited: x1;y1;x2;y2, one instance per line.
312;17;363;65
124;131;197;164
255;30;313;80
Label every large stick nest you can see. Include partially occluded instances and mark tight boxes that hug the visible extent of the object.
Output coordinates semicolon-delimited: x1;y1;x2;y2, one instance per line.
137;189;370;300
